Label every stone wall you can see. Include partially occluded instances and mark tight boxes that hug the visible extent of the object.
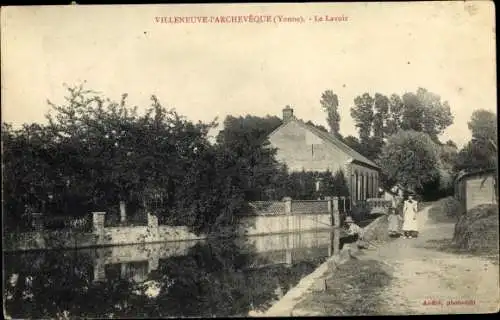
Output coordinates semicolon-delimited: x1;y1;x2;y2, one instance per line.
291;200;329;214
3;212;203;252
240;214;332;236
243;197;348;216
238;196;344;236
4;198;343;252
465;175;497;211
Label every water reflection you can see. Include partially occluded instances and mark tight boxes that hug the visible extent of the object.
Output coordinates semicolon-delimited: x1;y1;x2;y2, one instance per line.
4;231;335;318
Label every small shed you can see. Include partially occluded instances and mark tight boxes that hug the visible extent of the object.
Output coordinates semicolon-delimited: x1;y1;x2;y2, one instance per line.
455;168;498;212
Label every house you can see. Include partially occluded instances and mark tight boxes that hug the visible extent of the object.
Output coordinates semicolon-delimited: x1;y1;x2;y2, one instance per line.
455;168;498;212
267;106;381;205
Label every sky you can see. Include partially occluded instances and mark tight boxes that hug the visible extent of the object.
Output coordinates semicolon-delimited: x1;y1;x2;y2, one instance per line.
1;2;496;148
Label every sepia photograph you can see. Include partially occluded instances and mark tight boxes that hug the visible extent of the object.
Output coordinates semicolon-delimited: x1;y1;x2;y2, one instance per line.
1;1;498;318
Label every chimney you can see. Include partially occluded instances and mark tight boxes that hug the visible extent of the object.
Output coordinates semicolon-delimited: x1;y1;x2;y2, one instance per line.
282;105;294;122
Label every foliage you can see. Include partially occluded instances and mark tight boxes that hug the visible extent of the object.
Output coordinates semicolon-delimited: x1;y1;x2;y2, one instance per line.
342;135;363;155
454;141;495;172
2;122;71;231
433;143;459;197
2;85;252;234
305;120;329;133
215;114;284;203
441;197;463;217
455;109;497;172
2;87;352;234
320;90;341;137
427;196;464;223
379;130;441;193
331;169;350;197
274;169;349;200
468;109;498;145
349;88;454;161
216;114;282;145
401;88;454;141
445;139;457;148
453;109;498;202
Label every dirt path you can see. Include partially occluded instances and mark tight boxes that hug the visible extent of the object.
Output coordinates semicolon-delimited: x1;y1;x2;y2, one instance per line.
358;205;499;314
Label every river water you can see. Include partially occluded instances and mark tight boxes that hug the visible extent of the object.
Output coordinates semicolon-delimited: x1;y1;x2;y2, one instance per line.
3;230;335;318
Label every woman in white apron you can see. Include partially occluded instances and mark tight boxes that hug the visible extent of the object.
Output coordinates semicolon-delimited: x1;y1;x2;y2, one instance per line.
402;194;419;238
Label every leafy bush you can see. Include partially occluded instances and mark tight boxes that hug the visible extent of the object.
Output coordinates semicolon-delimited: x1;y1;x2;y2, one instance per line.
2;86;245;235
379;130;441;193
427;196;464;223
441;197;463;217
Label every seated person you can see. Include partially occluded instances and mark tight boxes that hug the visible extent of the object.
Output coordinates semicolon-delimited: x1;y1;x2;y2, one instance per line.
339;216;366;249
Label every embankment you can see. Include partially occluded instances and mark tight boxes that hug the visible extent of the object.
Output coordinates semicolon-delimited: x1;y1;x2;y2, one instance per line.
257;214;389;317
5;198;337;252
4;212;332;252
453;204;499;254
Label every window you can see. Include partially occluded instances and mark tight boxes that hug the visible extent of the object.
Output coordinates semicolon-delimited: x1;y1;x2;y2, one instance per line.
354;171;359;201
370;174;374;198
360;174;364;201
366;174;369;199
351;173;356;201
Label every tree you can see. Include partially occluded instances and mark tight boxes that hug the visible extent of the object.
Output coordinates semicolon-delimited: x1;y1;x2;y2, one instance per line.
320;90;341;137
342;135;363;155
215;115;284;203
305;120;329;133
454;109;497;173
400;88;454;142
351;93;374;143
385;94;404;136
2;122;70;231
379;130;441;193
216;115;282;146
350;88;454;161
373;93;390;140
2;84;253;234
454;141;495;172
331;169;350;197
43;85;146;213
455;109;498;201
468;109;497;156
350;93;389;161
445;140;457;149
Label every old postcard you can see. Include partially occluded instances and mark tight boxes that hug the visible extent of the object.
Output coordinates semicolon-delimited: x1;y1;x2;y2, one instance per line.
1;1;498;318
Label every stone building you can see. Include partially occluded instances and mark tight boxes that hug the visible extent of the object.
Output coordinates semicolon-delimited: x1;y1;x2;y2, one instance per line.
455;168;498;212
267;106;381;205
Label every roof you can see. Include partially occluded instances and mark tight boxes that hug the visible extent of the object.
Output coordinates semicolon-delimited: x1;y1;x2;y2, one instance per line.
455;168;497;183
268;117;380;170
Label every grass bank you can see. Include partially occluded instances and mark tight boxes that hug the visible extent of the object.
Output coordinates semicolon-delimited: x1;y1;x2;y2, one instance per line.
293;259;393;316
289;214;392;316
453;204;499;258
